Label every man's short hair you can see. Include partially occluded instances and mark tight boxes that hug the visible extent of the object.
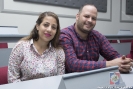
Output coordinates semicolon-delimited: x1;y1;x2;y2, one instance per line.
78;4;96;13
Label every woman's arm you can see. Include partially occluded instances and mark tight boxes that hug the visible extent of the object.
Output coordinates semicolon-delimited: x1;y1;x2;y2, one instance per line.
56;48;65;75
8;41;24;83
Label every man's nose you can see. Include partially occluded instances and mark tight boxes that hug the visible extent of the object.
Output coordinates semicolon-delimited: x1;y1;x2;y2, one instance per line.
88;17;92;22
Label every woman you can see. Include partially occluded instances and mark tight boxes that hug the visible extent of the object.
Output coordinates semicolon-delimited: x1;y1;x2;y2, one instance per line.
8;11;65;83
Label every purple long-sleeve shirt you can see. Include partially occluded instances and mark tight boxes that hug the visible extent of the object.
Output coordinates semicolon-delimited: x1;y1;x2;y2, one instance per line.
59;24;120;73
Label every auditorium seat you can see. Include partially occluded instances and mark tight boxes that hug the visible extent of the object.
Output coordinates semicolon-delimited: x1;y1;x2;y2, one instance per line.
109;40;118;43
0;26;19;49
118;29;132;43
120;40;132;43
0;66;8;85
0;43;8;48
126;40;133;59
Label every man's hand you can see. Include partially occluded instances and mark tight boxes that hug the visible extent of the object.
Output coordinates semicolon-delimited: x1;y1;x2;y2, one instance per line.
119;55;133;73
106;55;133;73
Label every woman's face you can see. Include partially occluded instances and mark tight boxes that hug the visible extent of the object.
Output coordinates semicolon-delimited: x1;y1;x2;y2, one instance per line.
36;16;57;43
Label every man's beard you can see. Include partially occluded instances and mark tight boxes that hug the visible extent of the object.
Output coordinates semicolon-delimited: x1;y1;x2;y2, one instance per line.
77;22;93;34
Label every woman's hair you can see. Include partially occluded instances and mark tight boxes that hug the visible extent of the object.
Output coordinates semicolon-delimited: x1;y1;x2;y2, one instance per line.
22;11;61;48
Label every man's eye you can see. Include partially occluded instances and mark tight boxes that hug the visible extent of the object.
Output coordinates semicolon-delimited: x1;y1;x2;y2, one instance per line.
85;16;89;18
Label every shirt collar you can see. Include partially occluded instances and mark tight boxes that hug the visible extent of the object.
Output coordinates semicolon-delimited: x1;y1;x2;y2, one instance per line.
30;39;34;45
30;39;52;49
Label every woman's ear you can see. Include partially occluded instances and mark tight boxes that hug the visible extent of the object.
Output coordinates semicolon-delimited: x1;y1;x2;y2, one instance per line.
36;24;39;31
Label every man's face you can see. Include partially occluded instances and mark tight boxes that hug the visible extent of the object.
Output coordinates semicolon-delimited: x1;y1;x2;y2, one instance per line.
76;5;97;34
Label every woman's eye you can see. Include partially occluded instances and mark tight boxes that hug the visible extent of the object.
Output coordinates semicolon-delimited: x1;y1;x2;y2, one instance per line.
92;17;96;20
44;24;48;27
52;26;57;30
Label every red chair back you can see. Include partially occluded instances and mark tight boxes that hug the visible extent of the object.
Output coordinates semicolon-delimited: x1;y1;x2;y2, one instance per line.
120;40;132;43
0;66;8;85
109;40;118;43
126;40;133;59
0;43;8;48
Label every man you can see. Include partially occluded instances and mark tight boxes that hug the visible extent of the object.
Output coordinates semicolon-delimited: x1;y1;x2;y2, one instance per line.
59;4;133;73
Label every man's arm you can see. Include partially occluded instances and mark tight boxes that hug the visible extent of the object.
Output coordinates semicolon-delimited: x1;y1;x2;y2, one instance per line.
59;33;106;73
106;55;133;73
98;35;133;72
99;35;120;60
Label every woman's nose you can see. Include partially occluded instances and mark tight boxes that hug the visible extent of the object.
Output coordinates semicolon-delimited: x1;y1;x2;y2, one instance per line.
46;26;52;32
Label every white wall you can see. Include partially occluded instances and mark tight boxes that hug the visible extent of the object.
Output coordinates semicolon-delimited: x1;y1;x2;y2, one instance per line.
0;0;133;34
95;0;133;35
0;0;133;47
